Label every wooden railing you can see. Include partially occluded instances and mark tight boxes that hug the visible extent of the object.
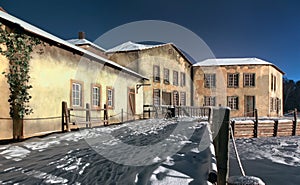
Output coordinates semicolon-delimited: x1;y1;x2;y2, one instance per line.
143;105;211;120
231;108;299;138
61;101;108;132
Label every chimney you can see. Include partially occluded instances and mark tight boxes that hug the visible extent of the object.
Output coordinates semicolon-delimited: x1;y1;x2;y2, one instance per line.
0;7;7;12
78;32;85;39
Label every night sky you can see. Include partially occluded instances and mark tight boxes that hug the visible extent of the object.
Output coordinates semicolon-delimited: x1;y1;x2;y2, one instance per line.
1;0;300;80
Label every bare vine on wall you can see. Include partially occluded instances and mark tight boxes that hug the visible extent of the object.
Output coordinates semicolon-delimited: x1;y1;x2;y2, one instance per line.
0;22;41;119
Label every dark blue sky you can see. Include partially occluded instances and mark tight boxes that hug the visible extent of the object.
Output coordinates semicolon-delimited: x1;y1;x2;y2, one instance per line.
1;0;300;80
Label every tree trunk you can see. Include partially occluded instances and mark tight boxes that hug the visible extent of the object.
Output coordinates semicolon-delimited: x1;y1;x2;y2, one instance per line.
13;118;23;140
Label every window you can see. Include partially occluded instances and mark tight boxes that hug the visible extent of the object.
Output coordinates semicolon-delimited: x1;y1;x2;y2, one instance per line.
227;96;239;110
270;97;274;112
274;97;278;111
180;92;186;106
271;97;280;113
153;89;160;106
173;71;178;86
71;80;83;107
107;87;114;109
271;74;277;91
274;76;276;91
163;68;170;84
228;73;239;88
277;98;281;112
271;74;274;91
204;74;216;88
180;72;186;87
204;96;216;106
244;73;255;87
91;84;101;108
153;65;160;82
173;91;179;106
162;91;172;105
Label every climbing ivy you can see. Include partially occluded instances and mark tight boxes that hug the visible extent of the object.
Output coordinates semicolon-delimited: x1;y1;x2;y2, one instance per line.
0;22;41;119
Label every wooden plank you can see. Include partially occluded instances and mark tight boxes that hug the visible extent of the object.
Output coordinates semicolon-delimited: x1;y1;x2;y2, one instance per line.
212;108;230;185
234;134;253;138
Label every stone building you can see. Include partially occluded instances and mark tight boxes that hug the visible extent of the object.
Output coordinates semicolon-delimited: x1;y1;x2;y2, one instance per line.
106;41;193;108
193;58;284;117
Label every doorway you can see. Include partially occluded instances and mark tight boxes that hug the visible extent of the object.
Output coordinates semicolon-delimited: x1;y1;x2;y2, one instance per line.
128;88;136;117
162;92;172;105
245;96;255;117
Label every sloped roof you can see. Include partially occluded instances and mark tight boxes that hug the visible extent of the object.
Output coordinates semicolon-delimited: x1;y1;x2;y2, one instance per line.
193;58;284;74
106;41;166;53
0;11;147;80
106;41;193;65
67;38;106;52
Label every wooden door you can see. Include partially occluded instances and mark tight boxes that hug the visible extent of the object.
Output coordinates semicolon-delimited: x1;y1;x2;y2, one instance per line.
128;88;136;117
245;96;255;117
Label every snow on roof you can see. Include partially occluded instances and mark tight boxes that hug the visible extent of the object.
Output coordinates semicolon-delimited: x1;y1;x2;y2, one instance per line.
193;58;284;74
0;11;147;80
106;41;167;53
106;41;193;65
67;38;106;52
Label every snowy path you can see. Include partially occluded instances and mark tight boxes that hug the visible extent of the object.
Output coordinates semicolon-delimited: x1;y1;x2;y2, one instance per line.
0;118;213;185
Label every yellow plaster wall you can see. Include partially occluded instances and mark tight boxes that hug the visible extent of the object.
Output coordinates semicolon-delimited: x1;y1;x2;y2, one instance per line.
109;44;192;107
0;54;13;139
10;43;144;138
193;65;283;117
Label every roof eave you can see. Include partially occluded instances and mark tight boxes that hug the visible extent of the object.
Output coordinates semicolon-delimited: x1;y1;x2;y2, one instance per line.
0;12;145;79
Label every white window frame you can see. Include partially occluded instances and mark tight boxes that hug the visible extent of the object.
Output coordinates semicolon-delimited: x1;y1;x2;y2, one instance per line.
71;80;83;107
228;73;239;88
173;71;178;86
164;68;170;84
180;92;186;106
227;96;239;110
244;73;255;87
204;74;216;88
153;65;160;82
92;84;101;108
204;96;216;106
107;87;114;109
153;89;160;106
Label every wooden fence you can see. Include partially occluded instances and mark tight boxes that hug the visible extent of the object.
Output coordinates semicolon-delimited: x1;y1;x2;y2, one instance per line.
231;108;299;138
143;105;211;120
61;101;108;132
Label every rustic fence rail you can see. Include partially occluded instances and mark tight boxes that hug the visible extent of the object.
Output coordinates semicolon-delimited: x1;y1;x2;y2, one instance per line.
142;105;211;120
61;101;108;132
231;108;299;138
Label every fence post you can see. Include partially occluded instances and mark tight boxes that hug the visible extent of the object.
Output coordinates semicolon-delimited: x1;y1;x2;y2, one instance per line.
104;104;108;126
208;108;212;122
121;108;124;123
86;103;91;128
62;101;65;132
274;119;279;137
61;101;70;132
211;107;230;185
292;108;297;136
254;109;258;138
231;120;235;138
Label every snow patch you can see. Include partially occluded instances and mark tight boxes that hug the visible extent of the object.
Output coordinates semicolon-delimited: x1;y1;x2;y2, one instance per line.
150;166;193;185
0;146;31;161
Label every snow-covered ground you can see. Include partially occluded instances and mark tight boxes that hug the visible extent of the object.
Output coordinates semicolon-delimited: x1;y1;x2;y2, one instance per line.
1;117;298;185
230;136;300;185
0;118;214;185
